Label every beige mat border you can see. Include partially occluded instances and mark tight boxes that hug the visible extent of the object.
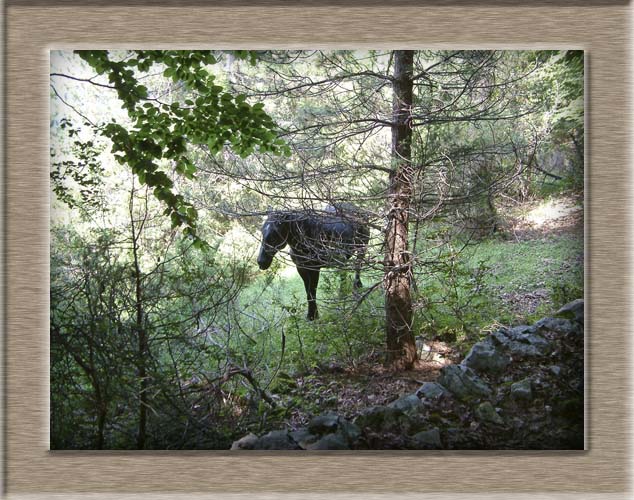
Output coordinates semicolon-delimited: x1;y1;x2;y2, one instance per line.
4;2;631;497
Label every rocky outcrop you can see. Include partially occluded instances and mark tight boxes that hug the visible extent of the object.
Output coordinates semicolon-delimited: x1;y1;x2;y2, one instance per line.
231;412;361;450
231;299;584;450
436;364;492;400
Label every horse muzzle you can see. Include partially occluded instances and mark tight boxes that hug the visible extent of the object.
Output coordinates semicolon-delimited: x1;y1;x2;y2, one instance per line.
257;256;272;270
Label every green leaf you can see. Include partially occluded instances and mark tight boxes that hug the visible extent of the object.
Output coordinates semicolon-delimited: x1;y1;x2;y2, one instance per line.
170;212;181;228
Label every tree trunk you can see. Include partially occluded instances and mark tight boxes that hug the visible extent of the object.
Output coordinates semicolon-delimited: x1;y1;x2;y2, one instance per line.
134;248;147;450
130;188;148;450
96;399;106;450
384;50;417;369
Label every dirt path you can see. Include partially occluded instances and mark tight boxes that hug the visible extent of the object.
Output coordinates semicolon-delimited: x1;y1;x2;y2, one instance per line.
505;194;583;242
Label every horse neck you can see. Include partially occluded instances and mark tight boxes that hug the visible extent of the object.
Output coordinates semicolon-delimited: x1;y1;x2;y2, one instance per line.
280;213;305;249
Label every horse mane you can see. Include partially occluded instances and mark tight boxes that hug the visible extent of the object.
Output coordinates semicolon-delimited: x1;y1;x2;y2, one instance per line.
266;206;369;241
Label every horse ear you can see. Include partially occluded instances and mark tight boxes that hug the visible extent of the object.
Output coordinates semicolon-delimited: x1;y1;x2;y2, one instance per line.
262;206;272;222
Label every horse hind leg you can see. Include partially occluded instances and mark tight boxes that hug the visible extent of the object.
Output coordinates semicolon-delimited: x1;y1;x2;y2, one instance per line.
353;248;365;290
353;270;362;290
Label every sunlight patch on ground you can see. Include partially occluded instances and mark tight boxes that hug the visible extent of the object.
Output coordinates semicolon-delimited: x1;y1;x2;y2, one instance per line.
525;198;582;227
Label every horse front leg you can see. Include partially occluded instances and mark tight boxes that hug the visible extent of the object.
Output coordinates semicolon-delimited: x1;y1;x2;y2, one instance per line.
297;266;320;320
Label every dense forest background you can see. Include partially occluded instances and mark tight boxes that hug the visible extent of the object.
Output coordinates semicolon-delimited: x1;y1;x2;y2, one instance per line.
50;50;583;449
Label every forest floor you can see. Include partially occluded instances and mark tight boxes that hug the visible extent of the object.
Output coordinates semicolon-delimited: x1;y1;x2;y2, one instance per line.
504;193;583;241
283;193;584;431
287;350;449;429
492;193;583;317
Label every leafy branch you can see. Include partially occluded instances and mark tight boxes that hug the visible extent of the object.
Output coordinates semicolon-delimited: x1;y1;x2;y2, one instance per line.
69;50;291;246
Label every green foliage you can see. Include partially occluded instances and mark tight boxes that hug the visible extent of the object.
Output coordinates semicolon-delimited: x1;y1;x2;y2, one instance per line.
473;235;582;289
410;214;583;342
280;272;381;366
531;178;569;198
50;218;264;449
414;252;496;343
74;50;291;245
528;50;584;196
50;118;106;212
547;50;584;128
548;267;584;309
50;226;136;448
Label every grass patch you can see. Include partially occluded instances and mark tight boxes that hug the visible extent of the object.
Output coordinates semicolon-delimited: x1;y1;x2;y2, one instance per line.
471;235;582;294
412;230;583;345
234;196;584;365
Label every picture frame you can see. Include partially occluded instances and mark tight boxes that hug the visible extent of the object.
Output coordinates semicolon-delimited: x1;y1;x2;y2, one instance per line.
3;0;631;497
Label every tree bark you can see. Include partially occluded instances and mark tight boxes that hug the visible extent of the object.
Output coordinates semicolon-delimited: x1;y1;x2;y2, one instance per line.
384;50;417;369
134;243;147;450
130;188;148;450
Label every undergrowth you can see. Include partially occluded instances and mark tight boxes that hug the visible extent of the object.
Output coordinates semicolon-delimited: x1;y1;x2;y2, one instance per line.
218;193;584;439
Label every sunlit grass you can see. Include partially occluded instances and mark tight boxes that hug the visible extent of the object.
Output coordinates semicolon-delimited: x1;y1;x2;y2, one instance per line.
469;235;583;292
234;207;583;360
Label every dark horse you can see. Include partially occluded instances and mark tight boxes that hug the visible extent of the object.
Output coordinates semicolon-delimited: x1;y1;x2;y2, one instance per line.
257;206;370;320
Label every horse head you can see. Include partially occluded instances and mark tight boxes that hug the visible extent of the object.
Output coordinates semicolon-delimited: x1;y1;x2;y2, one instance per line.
257;212;290;270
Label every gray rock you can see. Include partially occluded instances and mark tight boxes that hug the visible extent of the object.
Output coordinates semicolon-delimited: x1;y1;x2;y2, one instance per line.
230;432;259;450
444;427;467;448
306;432;350;450
511;378;533;402
437;364;492;401
290;428;319;449
488;326;551;357
524;335;550;351
411;428;442;449
506;340;544;357
555;299;584;324
338;419;362;444
416;381;447;401
549;365;562;376
488;330;512;347
505;325;537;338
535;317;575;334
474;401;504;425
488;328;548;358
308;413;340;435
389;394;424;413
252;430;301;450
505;326;550;352
354;405;406;431
463;341;510;373
305;413;361;445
